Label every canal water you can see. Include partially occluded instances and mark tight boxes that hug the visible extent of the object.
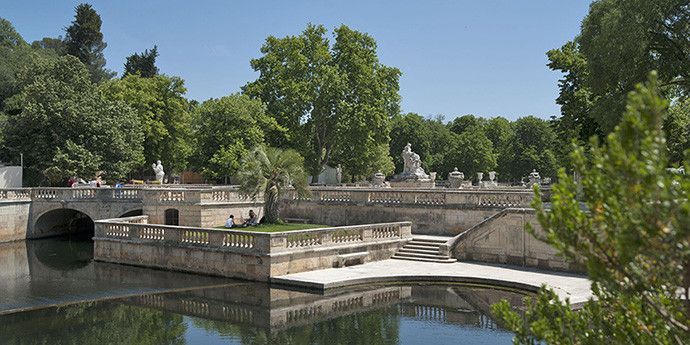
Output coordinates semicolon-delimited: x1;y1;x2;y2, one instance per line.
0;236;525;344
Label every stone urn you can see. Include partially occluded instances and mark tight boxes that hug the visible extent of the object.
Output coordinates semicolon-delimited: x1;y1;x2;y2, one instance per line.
448;168;465;189
371;172;390;188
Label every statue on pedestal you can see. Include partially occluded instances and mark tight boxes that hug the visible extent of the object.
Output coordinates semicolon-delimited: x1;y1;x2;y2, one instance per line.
394;143;430;181
152;160;165;184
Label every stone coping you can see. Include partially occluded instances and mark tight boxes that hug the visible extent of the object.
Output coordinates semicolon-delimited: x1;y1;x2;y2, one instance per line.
271;259;592;308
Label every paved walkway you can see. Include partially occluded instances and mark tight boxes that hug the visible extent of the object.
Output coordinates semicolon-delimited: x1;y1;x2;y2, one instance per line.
272;260;592;307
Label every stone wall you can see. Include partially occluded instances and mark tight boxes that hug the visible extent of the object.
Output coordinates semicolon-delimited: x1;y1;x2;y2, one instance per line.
448;208;581;272
93;217;412;281
281;202;498;236
0;201;30;242
143;202;264;227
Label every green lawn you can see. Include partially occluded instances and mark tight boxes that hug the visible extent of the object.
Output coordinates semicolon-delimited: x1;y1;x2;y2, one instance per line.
214;223;328;233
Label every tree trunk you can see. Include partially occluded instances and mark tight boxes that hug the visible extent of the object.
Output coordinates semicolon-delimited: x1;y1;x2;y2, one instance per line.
264;185;280;223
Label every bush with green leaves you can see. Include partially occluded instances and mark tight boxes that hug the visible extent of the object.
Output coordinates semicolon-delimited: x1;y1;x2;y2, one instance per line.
492;73;690;344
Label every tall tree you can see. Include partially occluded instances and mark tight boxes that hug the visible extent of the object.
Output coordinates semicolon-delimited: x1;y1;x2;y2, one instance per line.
191;94;285;182
547;41;599;144
330;25;400;179
493;73;690;345
63;3;114;83
100;74;192;175
2;55;143;185
577;0;690;131
244;24;400;180
123;46;159;78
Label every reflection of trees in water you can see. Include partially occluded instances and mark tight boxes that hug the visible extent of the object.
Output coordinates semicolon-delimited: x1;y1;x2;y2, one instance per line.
0;302;186;345
191;306;400;345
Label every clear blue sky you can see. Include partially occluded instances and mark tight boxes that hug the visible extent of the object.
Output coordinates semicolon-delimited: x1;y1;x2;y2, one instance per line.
3;0;591;121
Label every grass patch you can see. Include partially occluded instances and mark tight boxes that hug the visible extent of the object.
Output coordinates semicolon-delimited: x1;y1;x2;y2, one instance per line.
214;223;329;233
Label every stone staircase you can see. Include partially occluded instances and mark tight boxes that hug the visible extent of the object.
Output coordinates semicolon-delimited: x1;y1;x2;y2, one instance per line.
392;236;457;263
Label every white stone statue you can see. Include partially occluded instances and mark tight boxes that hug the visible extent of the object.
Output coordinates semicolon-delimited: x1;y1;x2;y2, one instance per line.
528;169;541;186
152;160;165;184
477;172;483;183
396;143;430;181
336;164;343;184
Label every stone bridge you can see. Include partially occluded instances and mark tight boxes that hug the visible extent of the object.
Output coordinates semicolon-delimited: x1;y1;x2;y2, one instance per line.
0;187;263;242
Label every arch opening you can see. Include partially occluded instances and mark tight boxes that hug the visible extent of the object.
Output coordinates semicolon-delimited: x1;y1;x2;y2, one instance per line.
164;209;179;226
120;209;143;218
34;209;95;239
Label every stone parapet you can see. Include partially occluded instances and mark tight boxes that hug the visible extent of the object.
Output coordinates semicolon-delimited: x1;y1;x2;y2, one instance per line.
93;216;412;281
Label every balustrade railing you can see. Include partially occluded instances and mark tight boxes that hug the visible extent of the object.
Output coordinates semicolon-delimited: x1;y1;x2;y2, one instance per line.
282;187;534;208
95;216;411;255
0;188;30;200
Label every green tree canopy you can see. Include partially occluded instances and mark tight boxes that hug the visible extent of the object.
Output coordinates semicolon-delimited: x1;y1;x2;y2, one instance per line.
505;116;559;181
192;94;285;182
0;18;58;109
244;24;400;180
100;74;192;175
441;129;497;181
2;55;143;185
64;3;114;83
123;46;159;78
553;0;690;135
493;74;690;344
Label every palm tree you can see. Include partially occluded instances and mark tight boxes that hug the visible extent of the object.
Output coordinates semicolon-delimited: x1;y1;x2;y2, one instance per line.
237;146;309;223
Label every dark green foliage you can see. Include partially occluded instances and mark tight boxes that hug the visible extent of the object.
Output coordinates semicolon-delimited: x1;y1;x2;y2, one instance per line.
493;74;690;344
505;116;559;181
64;3;114;83
123;46;159;78
100;74;192;175
192;94;285;182
2;55;144;185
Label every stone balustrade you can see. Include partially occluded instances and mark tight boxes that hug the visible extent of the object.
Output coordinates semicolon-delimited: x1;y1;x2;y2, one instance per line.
94;215;411;256
0;188;31;201
27;187;144;202
283;187;535;208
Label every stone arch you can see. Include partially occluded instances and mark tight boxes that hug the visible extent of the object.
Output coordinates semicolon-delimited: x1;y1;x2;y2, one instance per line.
120;209;144;218
164;208;179;225
33;208;95;238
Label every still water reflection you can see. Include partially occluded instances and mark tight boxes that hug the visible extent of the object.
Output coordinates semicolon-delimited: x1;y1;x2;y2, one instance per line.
0;237;525;344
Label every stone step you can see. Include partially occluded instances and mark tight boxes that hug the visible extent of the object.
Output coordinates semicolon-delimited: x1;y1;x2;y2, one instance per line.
393;251;452;260
407;241;443;248
404;244;442;251
410;237;448;244
398;248;440;255
391;255;457;263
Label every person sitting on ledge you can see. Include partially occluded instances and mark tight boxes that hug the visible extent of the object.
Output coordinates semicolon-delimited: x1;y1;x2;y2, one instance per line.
224;215;235;228
244;210;259;227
